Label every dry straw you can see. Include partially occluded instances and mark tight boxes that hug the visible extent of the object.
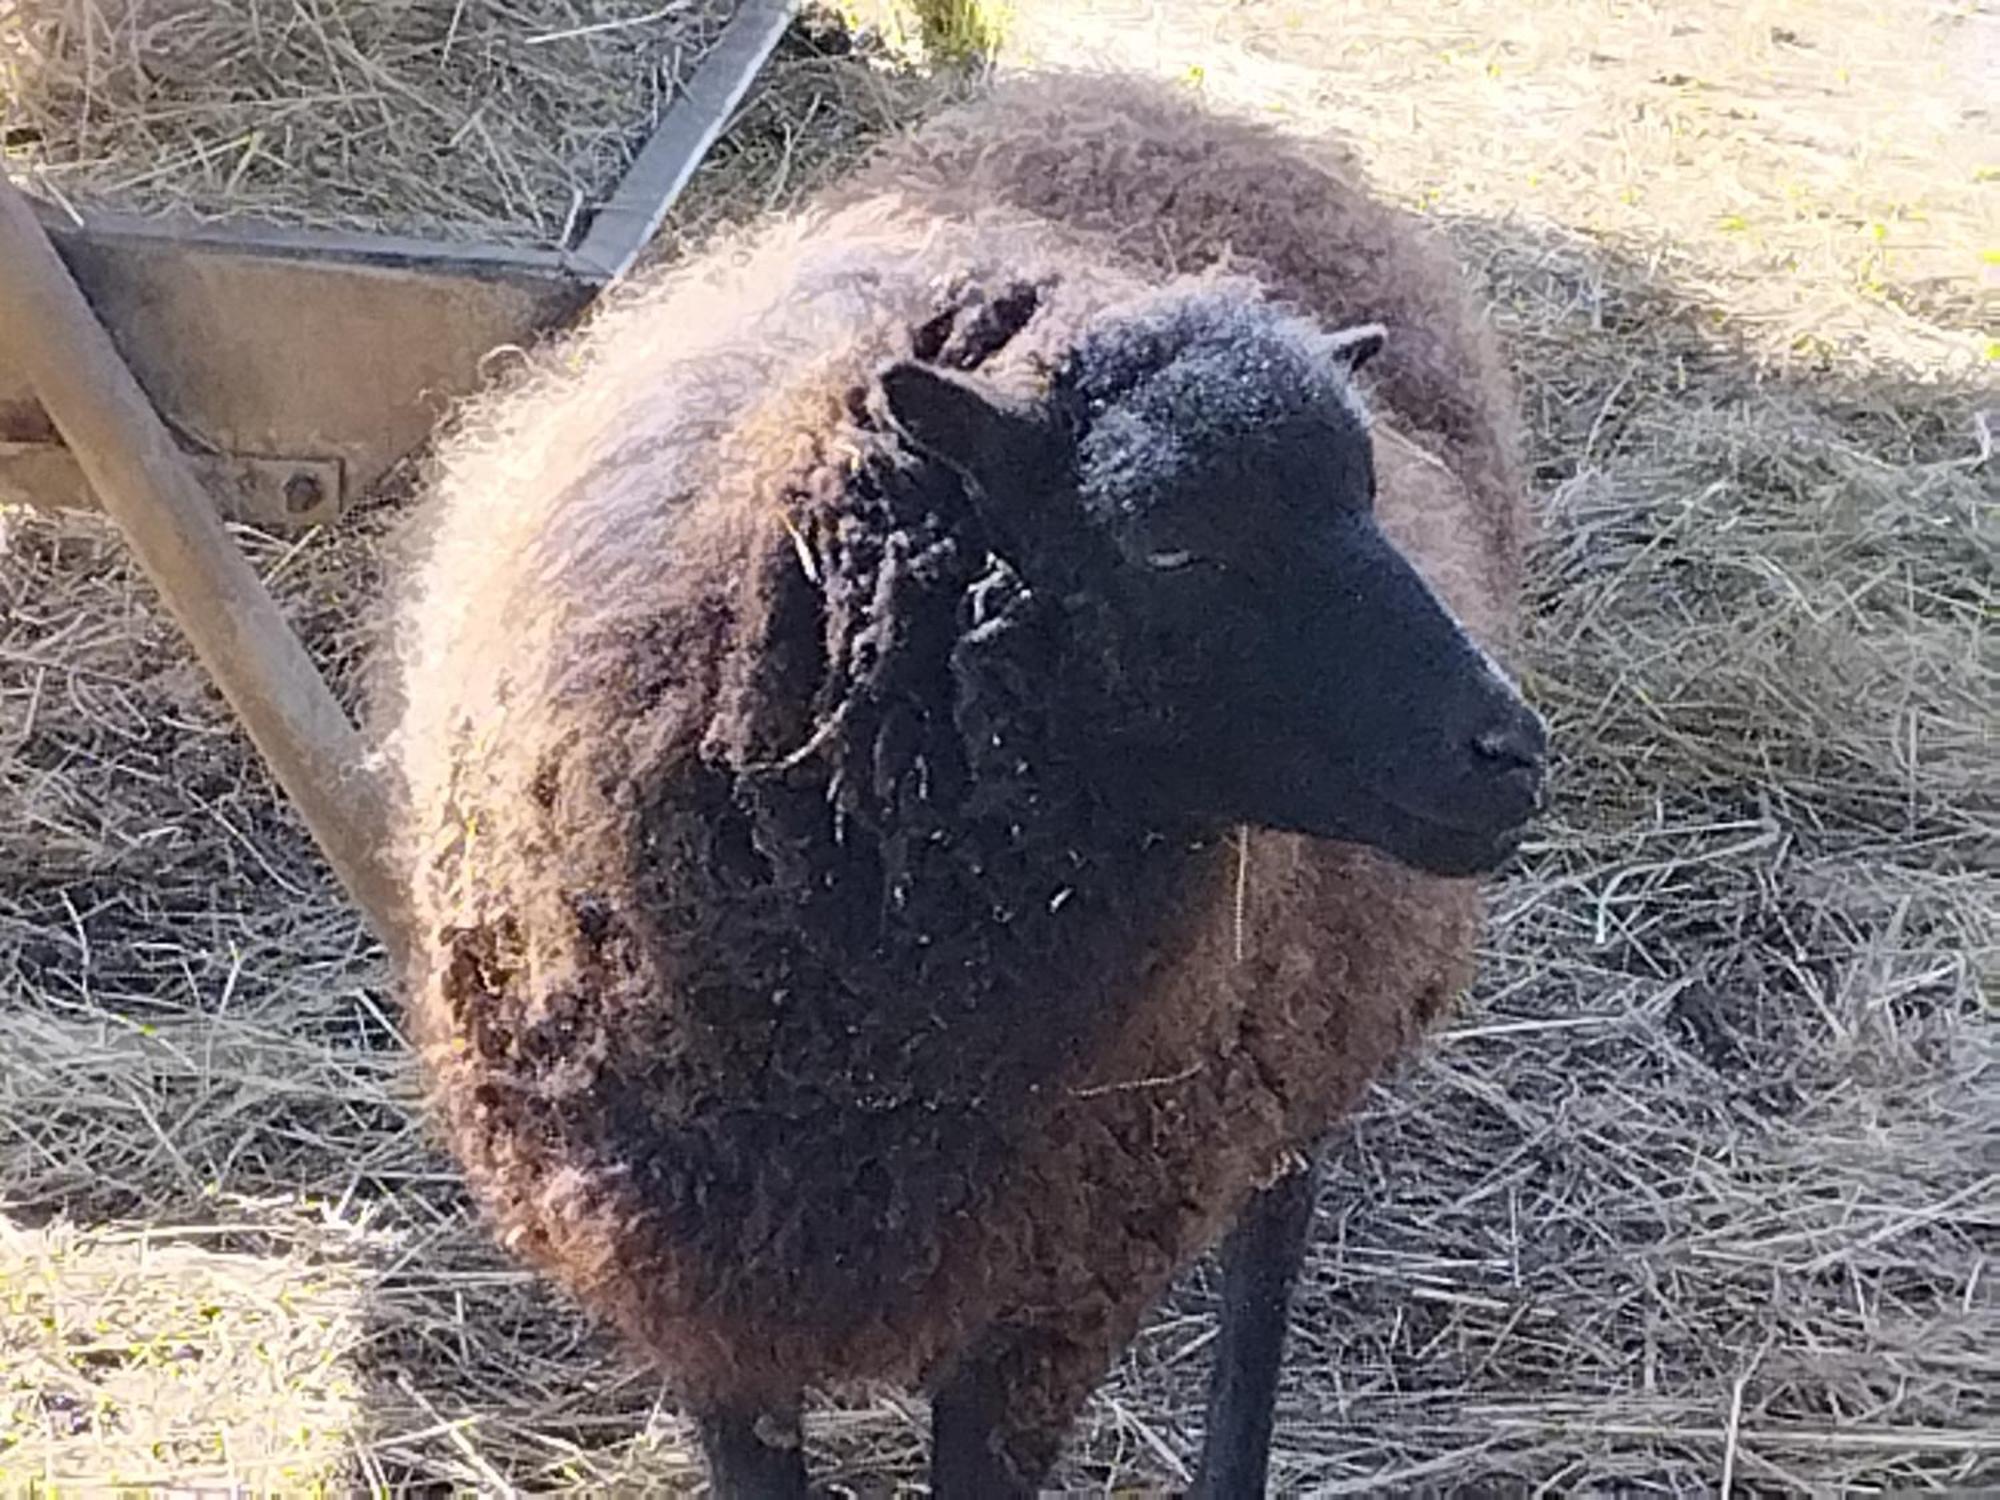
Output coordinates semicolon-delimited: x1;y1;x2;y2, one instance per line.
0;0;740;243
1;0;1994;1491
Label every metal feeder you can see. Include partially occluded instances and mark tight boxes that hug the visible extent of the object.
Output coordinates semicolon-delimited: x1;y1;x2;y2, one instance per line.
0;0;797;532
0;0;798;945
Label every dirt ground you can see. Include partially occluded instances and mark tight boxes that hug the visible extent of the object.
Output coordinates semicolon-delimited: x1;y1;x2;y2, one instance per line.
1;0;1993;1493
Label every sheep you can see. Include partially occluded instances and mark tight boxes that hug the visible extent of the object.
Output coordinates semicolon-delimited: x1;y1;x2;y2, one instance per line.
385;71;1546;1498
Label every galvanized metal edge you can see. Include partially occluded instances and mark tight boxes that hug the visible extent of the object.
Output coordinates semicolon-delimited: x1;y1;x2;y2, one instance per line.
24;198;584;284
10;0;800;288
567;0;801;282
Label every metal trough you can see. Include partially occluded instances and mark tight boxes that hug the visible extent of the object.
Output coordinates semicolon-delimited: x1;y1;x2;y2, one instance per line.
0;0;797;531
0;0;798;947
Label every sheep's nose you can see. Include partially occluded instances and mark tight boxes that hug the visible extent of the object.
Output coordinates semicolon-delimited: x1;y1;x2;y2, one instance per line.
1470;709;1548;809
1472;719;1544;772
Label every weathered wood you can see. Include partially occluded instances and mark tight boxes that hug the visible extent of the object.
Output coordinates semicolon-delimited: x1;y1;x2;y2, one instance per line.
0;173;406;951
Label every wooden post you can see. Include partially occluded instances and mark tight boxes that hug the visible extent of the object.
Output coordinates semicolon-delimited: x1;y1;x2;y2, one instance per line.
0;173;406;953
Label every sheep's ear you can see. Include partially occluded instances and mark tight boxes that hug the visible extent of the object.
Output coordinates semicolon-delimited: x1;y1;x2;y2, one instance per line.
1326;322;1387;373
878;361;1061;490
880;361;1082;586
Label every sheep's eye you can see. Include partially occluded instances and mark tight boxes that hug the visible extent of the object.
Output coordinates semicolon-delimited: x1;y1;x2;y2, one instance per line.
1146;549;1198;572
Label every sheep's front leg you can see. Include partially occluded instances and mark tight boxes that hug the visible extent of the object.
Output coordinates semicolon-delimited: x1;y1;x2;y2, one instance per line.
1191;1152;1323;1498
931;1347;1031;1498
696;1401;808;1499
930;1327;1111;1498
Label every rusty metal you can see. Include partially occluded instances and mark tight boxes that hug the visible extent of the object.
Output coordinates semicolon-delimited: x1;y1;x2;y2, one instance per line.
1;442;345;528
0;0;801;531
0;215;593;528
569;0;799;280
0;0;800;947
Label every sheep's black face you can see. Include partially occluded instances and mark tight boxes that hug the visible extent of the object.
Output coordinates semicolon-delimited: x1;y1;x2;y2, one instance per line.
878;296;1547;880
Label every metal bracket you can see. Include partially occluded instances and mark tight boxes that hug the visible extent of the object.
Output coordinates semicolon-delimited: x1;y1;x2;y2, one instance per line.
0;441;344;530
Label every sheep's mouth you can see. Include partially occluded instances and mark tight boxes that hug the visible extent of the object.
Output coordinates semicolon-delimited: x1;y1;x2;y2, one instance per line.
1341;751;1546;877
1267;782;1535;879
1368;802;1529;879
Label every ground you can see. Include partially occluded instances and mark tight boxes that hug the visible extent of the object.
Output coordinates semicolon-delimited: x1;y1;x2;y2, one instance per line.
0;0;1993;1493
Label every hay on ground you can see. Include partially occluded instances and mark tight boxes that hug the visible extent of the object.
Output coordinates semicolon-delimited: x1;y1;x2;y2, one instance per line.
0;0;740;244
1078;220;1997;1492
0;1211;371;1492
0;0;1993;1491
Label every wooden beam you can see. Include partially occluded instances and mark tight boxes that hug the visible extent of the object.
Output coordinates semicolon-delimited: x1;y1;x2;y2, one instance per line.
0;172;406;953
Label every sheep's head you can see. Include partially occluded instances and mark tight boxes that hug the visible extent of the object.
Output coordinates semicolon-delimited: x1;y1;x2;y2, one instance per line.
878;289;1546;879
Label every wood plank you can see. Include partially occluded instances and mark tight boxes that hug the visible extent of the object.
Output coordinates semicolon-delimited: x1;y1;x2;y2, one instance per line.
0;174;406;951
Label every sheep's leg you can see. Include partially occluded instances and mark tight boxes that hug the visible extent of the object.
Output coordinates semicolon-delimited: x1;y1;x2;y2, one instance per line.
929;1329;1108;1498
696;1402;808;1499
1191;1152;1323;1498
931;1347;1032;1498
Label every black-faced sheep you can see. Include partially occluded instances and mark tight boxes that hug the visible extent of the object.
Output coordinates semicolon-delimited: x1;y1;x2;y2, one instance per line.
387;71;1546;1498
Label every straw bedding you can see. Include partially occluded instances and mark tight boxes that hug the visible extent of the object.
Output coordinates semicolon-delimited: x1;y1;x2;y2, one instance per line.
0;0;1992;1490
0;0;741;245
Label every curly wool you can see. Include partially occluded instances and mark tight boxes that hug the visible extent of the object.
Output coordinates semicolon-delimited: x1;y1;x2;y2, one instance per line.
386;72;1526;1451
394;227;1272;1394
1060;290;1369;522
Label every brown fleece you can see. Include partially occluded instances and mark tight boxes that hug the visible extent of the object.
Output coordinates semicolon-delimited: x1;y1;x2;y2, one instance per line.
387;71;1526;1475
